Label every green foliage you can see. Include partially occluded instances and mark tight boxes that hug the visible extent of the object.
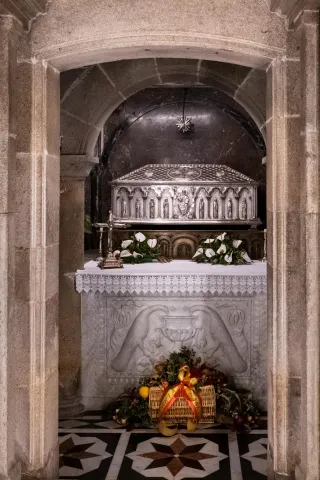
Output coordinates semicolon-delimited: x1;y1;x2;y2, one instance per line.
216;388;260;429
105;388;150;427
104;347;260;431
118;232;162;263
192;232;251;266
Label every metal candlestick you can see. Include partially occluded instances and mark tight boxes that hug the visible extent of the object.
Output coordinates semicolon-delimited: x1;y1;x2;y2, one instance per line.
262;228;267;262
97;210;130;269
94;223;107;263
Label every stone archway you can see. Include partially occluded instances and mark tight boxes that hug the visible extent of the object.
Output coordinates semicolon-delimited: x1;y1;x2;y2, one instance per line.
0;2;319;480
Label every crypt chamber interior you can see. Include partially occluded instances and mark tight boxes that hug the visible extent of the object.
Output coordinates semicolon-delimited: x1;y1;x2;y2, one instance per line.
1;1;320;480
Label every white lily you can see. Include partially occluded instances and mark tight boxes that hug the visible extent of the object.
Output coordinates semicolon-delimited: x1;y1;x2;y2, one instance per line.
120;249;132;257
225;253;233;263
113;250;120;256
205;248;215;258
216;232;227;241
147;238;157;248
204;238;215;244
233;240;242;248
133;251;143;258
241;251;252;263
121;239;133;249
135;232;146;242
192;247;204;258
217;244;227;254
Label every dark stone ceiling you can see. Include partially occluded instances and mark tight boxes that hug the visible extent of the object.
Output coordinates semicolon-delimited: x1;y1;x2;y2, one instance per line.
101;86;265;181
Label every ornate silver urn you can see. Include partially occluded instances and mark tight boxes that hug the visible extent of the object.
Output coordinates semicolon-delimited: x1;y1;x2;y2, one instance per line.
111;164;261;227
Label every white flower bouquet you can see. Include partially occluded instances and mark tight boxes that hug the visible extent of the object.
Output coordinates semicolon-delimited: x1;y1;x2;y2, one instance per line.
192;232;251;265
115;232;161;264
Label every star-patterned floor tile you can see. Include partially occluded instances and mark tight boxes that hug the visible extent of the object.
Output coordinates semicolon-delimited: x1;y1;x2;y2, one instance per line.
59;433;112;477
126;434;228;480
238;434;268;478
58;412;268;479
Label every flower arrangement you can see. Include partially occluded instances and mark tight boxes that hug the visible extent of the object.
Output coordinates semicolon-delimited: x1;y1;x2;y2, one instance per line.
192;232;251;265
114;232;161;263
105;347;260;432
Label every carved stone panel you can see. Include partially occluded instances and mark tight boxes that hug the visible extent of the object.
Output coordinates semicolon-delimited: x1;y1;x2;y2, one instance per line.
81;293;267;411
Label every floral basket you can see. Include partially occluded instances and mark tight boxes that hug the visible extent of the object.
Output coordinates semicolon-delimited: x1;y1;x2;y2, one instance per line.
149;385;216;425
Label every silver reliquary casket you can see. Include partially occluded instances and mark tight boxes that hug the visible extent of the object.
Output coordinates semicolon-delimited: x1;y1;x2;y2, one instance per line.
111;164;261;226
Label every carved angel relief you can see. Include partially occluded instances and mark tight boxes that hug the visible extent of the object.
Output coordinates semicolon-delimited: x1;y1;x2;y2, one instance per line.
110;303;248;375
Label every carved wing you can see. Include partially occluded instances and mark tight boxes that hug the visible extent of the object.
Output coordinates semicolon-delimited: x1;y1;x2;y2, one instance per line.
189;305;247;373
111;305;169;372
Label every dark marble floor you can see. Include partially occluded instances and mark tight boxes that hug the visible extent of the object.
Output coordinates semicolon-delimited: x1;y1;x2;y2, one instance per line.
59;414;267;480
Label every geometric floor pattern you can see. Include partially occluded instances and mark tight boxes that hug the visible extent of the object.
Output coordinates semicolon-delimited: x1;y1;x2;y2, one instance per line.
59;414;267;479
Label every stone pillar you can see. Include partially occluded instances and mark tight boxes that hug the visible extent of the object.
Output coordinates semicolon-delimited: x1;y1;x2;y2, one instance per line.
0;16;22;480
14;54;60;478
59;155;98;416
267;52;302;478
296;10;320;480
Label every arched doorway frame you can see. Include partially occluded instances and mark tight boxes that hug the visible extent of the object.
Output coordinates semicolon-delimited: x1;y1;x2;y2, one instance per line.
9;15;318;479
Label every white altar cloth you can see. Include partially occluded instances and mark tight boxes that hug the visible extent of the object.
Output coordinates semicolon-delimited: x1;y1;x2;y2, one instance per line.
76;260;266;295
79;260;266;276
77;261;267;410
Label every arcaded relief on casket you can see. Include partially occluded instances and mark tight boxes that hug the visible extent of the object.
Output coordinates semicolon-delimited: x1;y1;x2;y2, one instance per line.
163;198;169;219
149;199;155;219
107;299;250;378
212;197;219;219
177;243;193;259
111;164;261;226
227;198;233;219
120;198;128;218
135;197;142;219
241;198;247;220
199;198;205;219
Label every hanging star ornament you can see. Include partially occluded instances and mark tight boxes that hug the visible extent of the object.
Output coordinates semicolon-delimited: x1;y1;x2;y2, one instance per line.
176;116;193;133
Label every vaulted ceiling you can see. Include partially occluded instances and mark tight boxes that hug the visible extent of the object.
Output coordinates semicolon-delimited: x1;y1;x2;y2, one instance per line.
60;58;266;156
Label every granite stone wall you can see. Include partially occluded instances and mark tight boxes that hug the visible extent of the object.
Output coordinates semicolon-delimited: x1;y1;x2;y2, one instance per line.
0;1;319;479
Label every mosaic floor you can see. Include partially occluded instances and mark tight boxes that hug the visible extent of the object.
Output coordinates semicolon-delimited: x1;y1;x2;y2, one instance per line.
59;414;268;480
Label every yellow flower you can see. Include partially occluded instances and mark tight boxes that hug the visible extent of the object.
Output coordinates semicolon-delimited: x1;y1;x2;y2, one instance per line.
139;386;150;399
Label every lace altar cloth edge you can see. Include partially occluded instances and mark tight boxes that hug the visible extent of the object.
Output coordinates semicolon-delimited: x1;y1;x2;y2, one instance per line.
75;260;267;295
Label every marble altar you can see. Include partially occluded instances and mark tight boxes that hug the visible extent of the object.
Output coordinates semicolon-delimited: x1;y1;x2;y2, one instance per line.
76;261;267;411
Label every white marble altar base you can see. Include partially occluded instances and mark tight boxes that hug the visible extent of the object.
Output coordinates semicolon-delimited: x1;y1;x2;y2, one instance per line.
76;261;267;411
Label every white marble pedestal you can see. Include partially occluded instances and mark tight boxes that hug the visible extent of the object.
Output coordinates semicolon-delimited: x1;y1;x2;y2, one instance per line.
76;261;267;411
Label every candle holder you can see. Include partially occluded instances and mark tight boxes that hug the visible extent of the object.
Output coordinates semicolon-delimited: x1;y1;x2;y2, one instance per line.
95;211;130;269
93;223;107;263
262;229;267;262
